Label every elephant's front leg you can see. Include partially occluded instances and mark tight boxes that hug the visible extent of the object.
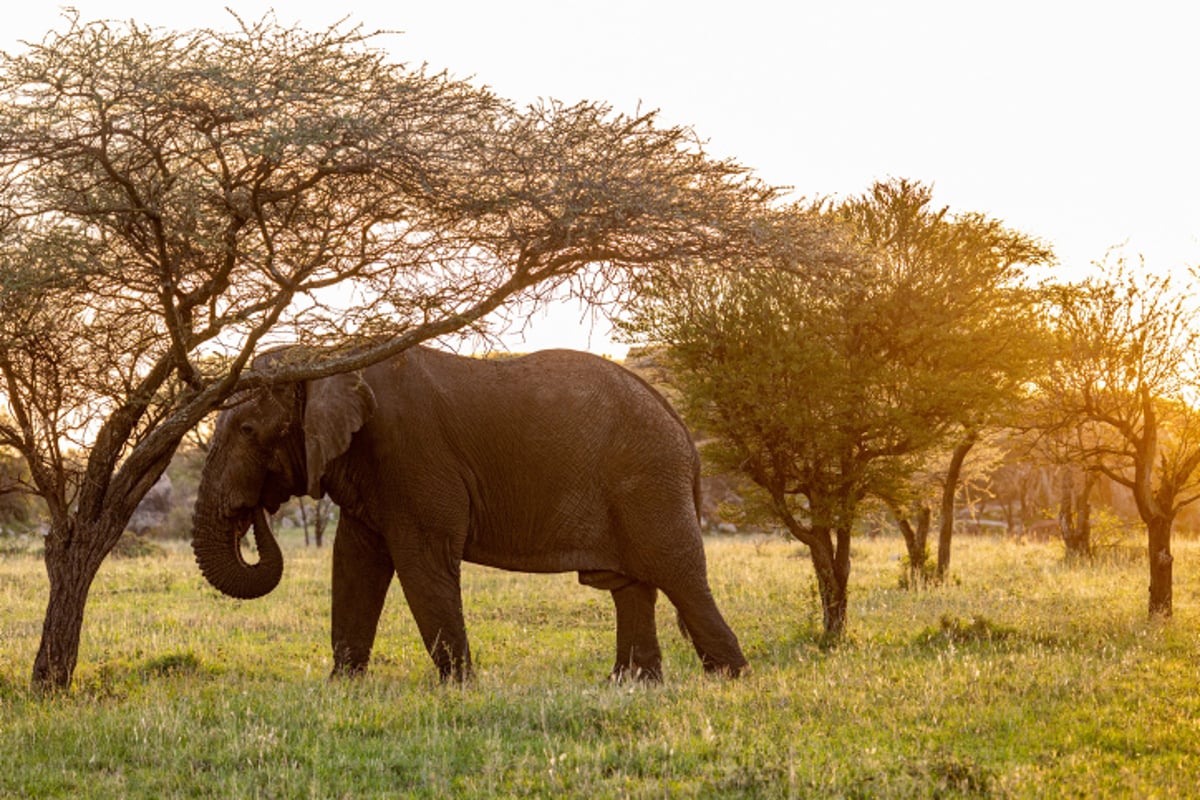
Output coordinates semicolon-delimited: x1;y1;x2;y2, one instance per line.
396;556;472;682
330;516;395;676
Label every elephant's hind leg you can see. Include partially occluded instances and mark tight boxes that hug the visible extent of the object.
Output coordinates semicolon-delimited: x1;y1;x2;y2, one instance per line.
637;536;747;676
664;580;748;677
611;581;663;682
579;570;662;681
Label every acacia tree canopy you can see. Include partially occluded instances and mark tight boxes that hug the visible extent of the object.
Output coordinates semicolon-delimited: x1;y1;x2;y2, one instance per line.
624;179;1052;637
833;178;1056;580
0;13;775;689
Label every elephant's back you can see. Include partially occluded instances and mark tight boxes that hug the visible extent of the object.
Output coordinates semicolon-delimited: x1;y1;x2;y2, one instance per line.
380;347;700;571
471;349;693;465
392;347;686;436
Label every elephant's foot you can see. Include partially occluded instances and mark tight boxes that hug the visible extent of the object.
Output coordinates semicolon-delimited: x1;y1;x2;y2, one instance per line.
330;661;369;679
436;661;472;684
711;662;750;678
428;636;472;684
664;587;749;679
699;653;750;678
331;641;373;678
608;660;663;684
608;581;662;684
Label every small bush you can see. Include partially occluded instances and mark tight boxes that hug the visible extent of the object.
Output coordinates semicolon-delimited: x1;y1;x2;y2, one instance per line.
915;614;1018;647
1084;507;1144;565
110;532;166;559
898;548;938;590
141;651;202;677
911;752;995;798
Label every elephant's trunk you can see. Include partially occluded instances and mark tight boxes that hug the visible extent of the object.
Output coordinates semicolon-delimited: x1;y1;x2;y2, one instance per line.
192;504;283;600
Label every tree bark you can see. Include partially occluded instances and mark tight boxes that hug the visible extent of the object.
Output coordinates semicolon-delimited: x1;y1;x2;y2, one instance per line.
1075;478;1093;554
1147;515;1174;617
313;497;330;548
31;521;111;690
298;500;311;546
807;527;850;640
1128;387;1175;618
893;504;932;589
1059;467;1094;561
936;432;978;581
770;490;853;640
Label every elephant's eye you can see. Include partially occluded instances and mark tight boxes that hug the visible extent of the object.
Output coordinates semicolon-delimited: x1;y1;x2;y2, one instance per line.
239;421;256;437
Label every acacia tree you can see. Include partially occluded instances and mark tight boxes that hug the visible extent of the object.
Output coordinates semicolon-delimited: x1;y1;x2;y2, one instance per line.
831;179;1053;581
625;180;1050;637
0;14;773;690
1040;260;1200;616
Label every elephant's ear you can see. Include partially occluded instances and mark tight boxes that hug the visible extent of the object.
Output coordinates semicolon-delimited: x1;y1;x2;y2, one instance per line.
303;371;377;498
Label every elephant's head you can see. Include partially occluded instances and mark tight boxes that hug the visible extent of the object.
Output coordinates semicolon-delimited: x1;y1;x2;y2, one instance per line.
192;356;376;599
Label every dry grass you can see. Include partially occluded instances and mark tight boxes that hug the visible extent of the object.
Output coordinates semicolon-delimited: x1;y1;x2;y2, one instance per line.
1;532;1198;797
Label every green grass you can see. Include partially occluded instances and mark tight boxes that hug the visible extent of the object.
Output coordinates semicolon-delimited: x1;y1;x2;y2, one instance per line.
2;532;1199;797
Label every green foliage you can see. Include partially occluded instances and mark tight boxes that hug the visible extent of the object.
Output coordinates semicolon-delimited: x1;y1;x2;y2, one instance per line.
626;180;1054;529
140;650;203;678
1087;507;1145;566
623;179;1053;636
1;533;1198;797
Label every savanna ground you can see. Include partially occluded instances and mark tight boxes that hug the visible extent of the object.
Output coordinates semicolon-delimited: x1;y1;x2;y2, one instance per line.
1;531;1198;798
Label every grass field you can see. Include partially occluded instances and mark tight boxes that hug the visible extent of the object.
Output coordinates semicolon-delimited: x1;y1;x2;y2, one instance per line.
1;531;1198;798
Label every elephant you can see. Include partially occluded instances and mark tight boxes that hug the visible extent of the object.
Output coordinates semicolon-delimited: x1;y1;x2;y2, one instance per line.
191;345;747;682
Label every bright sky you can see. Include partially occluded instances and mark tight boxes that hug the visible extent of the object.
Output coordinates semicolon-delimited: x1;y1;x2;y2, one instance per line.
5;2;1197;355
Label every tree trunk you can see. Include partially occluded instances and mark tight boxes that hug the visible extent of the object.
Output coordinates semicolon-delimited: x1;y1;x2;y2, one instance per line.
1147;515;1173;617
807;527;850;640
771;492;853;641
1076;478;1093;554
1059;467;1094;561
1127;387;1176;619
936;432;977;581
894;504;932;589
313;497;329;548
1001;499;1015;536
32;520;111;691
298;500;311;546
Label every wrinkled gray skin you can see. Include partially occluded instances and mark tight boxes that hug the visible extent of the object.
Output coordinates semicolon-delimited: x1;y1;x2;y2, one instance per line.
192;346;747;681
